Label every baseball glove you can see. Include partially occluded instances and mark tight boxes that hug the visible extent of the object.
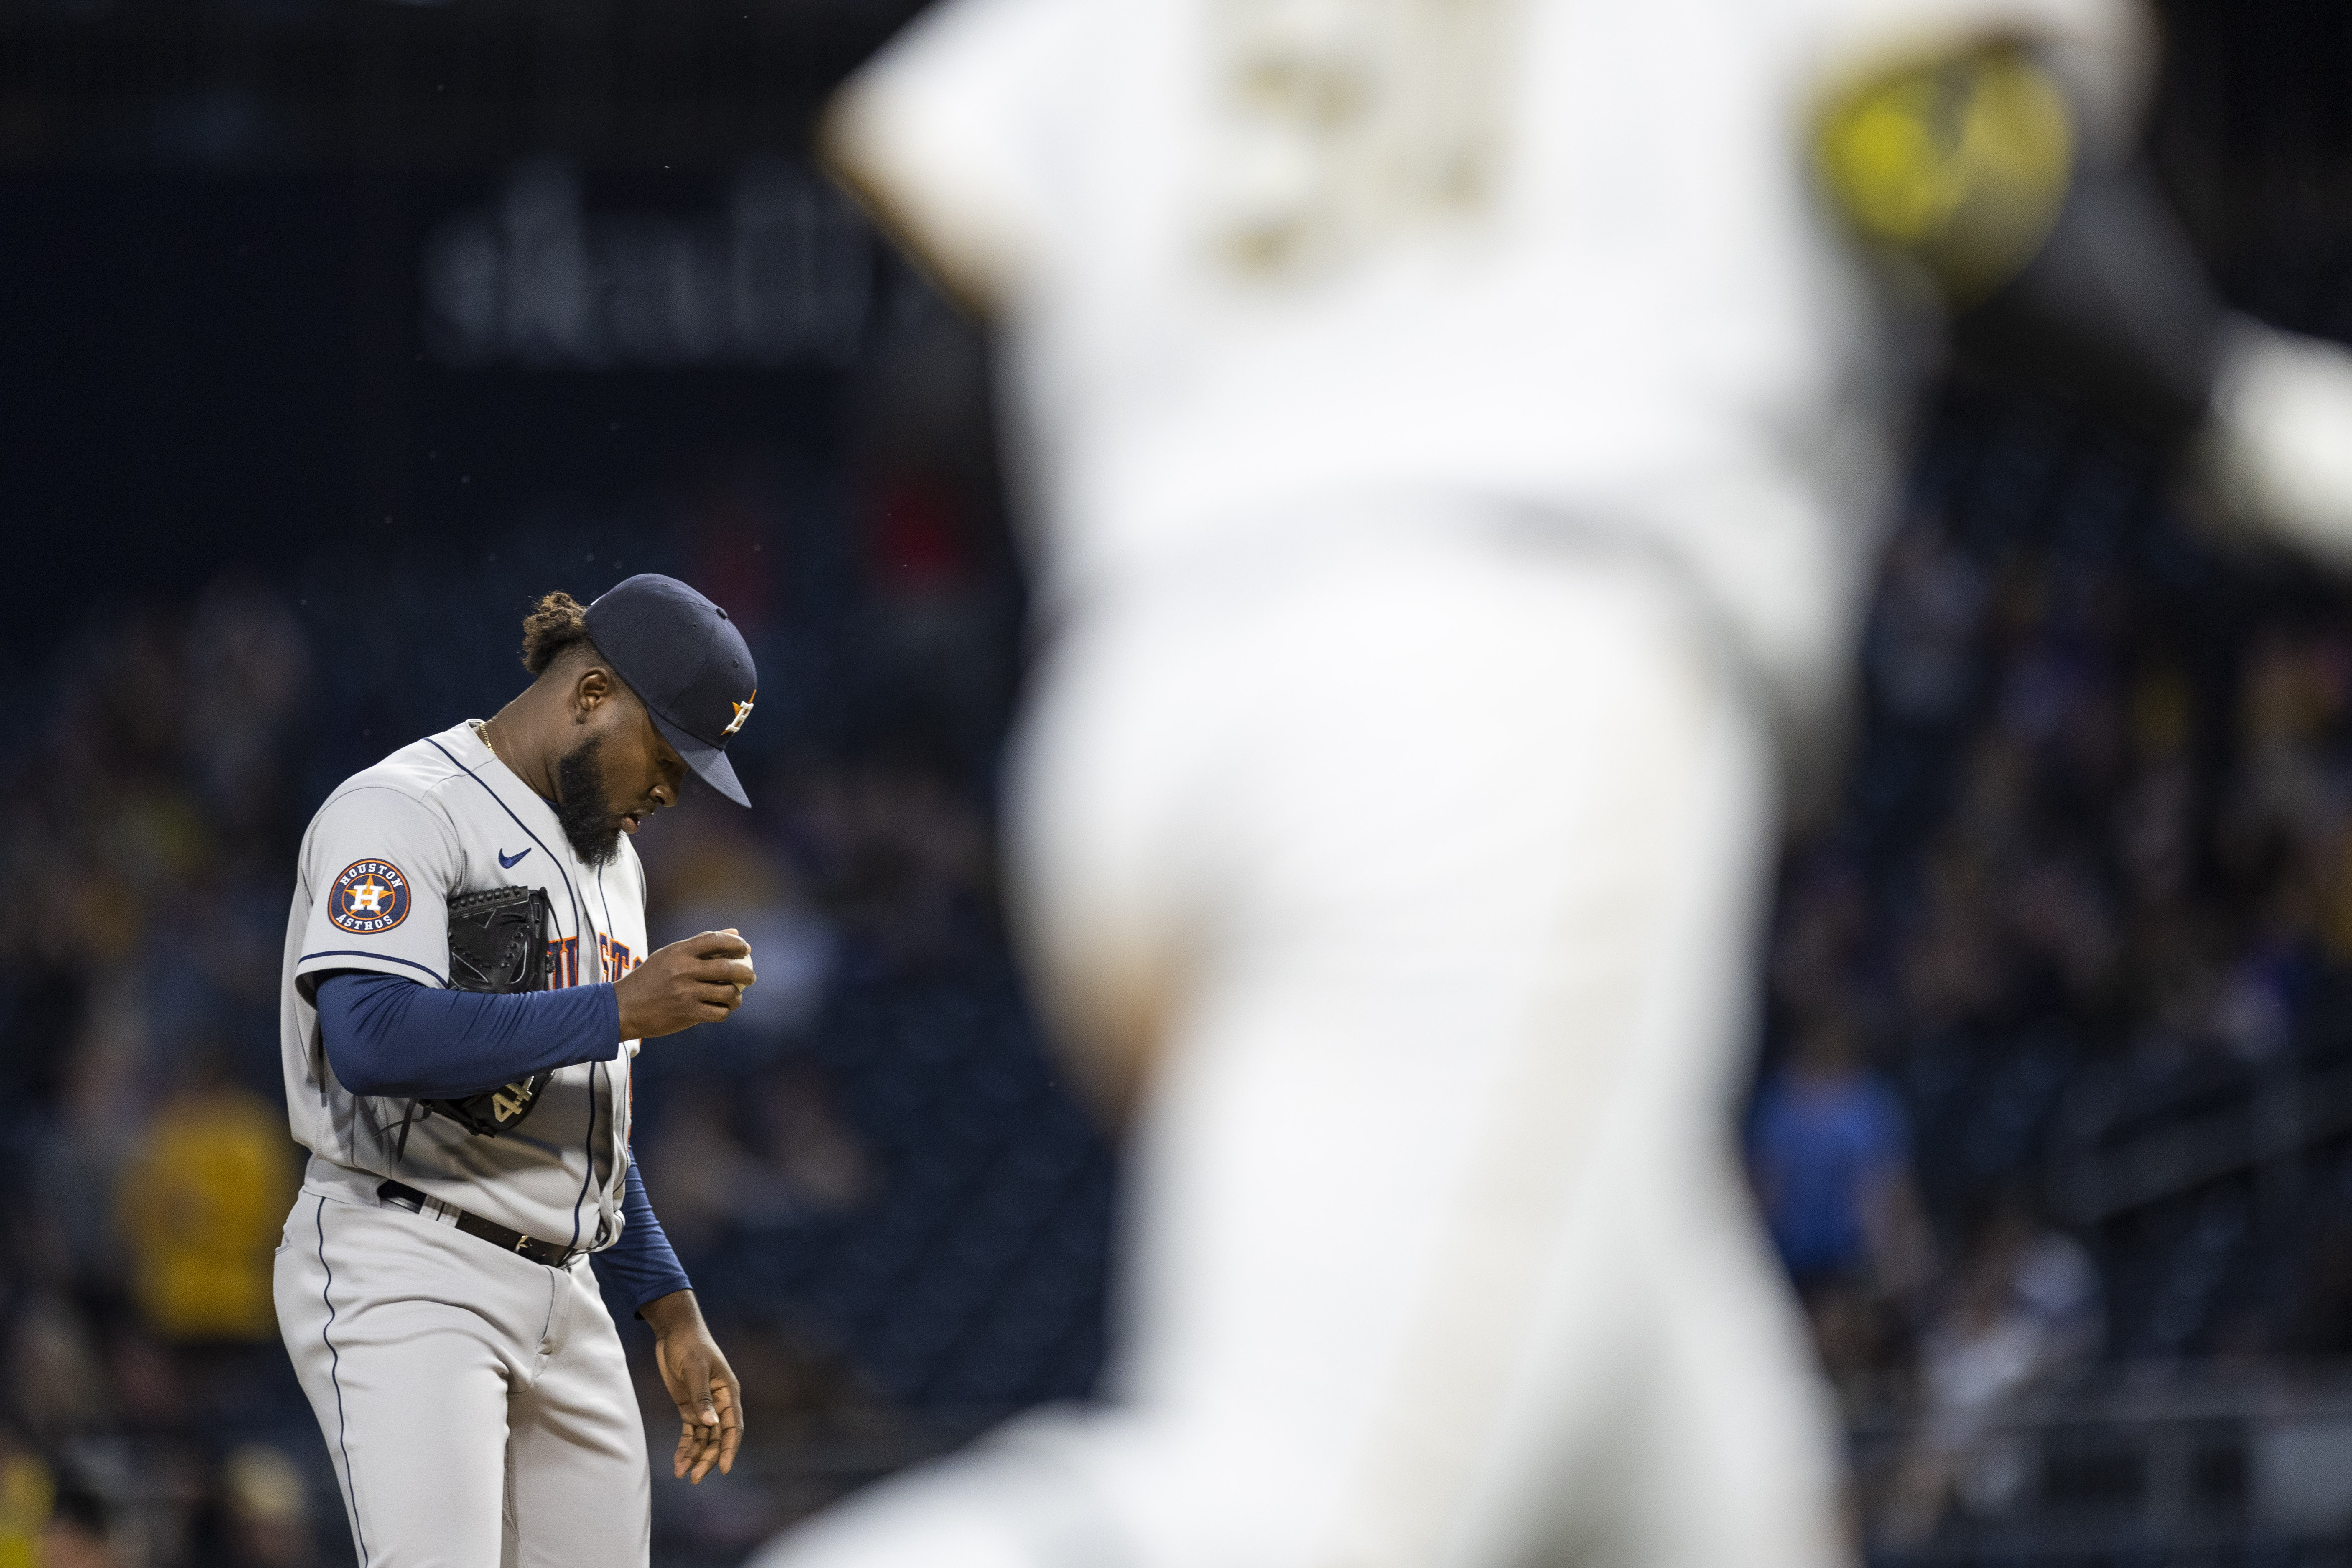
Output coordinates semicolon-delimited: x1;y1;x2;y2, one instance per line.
426;884;556;1137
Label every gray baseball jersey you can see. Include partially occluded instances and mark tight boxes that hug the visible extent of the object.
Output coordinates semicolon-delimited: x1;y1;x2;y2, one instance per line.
277;717;647;1249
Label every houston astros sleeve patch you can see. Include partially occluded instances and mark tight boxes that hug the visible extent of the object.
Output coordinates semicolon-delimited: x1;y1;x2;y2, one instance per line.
296;785;460;988
329;859;414;934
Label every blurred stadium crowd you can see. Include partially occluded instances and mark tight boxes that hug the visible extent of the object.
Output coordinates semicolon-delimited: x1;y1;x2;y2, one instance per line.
1754;385;2352;1543
11;11;2352;1554
13;375;2352;1563
6;0;2352;1563
0;319;1121;1566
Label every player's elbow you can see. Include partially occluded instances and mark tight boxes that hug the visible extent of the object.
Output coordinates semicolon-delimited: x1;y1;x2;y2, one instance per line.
321;1029;403;1099
2202;324;2352;573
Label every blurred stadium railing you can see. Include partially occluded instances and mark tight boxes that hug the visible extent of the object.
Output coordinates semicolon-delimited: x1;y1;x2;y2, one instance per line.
1850;1367;2352;1565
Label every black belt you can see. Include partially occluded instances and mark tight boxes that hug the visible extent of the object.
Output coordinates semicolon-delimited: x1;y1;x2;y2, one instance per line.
376;1179;580;1268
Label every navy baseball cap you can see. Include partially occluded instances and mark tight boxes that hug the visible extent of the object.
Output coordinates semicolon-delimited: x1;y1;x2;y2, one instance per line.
585;574;758;807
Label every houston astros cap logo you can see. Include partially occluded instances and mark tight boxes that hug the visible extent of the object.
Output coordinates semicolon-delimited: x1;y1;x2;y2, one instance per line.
329;859;413;934
722;692;756;738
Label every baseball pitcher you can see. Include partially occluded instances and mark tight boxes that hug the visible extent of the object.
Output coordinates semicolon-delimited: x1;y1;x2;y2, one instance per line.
273;574;762;1568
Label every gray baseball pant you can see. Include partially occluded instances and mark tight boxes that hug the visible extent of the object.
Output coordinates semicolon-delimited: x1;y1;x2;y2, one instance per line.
274;1163;651;1568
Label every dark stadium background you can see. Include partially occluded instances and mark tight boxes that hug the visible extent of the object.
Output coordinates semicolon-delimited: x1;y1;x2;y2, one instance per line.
6;2;2352;1564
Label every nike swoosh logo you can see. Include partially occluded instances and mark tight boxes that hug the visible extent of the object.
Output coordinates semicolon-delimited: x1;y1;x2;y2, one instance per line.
498;847;532;869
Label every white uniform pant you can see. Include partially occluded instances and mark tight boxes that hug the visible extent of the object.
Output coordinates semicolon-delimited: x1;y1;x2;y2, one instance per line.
754;525;1849;1568
274;1160;651;1568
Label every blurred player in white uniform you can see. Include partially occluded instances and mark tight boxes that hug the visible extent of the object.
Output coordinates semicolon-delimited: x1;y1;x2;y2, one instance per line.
750;1;2352;1565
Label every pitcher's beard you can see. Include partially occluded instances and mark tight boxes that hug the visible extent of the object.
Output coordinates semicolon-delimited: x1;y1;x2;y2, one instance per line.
555;733;624;867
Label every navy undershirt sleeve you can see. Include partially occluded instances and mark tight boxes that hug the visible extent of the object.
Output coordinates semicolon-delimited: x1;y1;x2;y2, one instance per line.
598;1162;694;1315
314;970;621;1099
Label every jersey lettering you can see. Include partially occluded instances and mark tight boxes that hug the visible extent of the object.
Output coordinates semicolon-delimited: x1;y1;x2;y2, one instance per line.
1206;0;1521;281
546;932;640;987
